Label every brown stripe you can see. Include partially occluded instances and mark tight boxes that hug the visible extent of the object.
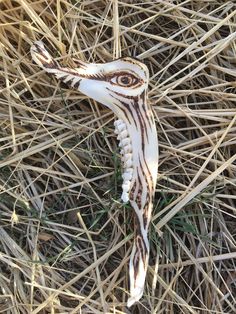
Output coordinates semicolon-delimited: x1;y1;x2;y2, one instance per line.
73;79;82;89
108;92;133;125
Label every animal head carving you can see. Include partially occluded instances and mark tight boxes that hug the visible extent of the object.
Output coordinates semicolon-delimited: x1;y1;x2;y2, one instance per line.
31;41;158;307
31;42;148;110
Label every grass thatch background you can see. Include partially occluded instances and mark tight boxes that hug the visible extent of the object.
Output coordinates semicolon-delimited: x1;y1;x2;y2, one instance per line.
1;1;236;313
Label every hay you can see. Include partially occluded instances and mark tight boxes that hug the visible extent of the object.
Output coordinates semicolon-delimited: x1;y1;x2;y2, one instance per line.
0;0;236;313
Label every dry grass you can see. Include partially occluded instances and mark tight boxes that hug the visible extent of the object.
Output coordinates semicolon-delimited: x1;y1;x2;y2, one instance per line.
0;0;236;313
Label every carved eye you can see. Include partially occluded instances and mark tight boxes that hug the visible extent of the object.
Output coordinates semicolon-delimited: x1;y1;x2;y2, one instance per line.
110;73;140;87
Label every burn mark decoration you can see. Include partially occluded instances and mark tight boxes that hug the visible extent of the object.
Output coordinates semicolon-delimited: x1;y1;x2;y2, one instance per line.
31;41;158;307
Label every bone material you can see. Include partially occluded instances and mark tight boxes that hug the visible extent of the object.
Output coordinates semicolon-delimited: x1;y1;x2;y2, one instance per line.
31;41;158;307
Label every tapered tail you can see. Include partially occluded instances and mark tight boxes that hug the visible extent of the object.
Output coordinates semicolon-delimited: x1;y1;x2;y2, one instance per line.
127;195;153;307
128;231;149;307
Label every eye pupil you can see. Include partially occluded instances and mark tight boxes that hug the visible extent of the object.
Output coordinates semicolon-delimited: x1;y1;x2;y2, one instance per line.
120;76;130;85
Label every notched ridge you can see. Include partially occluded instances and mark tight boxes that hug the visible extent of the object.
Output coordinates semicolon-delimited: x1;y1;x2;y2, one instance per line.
114;119;133;203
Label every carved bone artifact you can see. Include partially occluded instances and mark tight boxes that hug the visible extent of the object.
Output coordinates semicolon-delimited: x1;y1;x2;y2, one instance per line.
31;41;158;307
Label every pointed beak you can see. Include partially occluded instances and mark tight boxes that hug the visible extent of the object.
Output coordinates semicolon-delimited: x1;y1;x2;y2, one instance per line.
31;41;59;71
31;41;109;104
